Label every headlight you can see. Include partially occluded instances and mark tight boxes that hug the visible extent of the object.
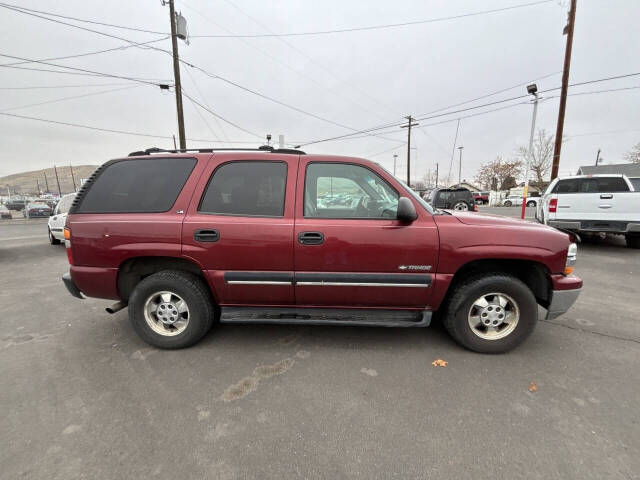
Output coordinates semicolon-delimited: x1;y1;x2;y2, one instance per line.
565;242;577;274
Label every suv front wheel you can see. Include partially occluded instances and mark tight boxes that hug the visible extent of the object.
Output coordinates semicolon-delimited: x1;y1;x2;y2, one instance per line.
443;273;538;353
128;270;215;349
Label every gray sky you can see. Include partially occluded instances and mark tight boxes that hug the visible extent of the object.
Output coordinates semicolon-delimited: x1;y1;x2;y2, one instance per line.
1;0;639;182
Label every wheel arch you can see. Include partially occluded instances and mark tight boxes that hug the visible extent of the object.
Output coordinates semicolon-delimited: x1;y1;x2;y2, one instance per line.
446;258;551;309
117;256;217;303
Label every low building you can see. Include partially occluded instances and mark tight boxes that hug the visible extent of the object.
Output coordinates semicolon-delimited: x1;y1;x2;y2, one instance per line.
449;181;481;192
576;163;640;177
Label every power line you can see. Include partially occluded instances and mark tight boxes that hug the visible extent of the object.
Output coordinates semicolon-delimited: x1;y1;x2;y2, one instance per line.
296;71;640;146
0;37;169;67
0;2;168;35
0;85;141;113
192;0;554;37
0;111;257;144
0;83;134;90
181;90;263;138
0;53;166;86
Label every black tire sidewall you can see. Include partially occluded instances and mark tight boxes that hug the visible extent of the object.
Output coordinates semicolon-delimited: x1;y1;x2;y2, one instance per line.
504;201;512;207
447;275;538;353
128;271;213;349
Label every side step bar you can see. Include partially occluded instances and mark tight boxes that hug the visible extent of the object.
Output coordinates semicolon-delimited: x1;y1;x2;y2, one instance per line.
220;307;431;327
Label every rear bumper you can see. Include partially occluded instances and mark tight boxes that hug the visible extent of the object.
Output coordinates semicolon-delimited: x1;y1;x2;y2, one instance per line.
62;272;84;299
548;220;640;234
546;288;581;320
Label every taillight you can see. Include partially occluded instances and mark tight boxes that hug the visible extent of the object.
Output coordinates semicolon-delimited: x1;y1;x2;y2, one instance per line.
64;227;73;265
549;198;558;213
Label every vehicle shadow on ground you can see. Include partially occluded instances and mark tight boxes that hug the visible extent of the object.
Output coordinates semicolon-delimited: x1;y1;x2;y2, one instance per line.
577;233;634;252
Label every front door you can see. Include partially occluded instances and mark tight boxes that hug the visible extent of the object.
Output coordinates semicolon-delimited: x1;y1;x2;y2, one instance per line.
294;159;438;309
182;156;298;306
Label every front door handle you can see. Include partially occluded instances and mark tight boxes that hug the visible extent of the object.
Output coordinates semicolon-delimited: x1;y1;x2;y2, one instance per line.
194;229;219;242
298;231;324;245
600;194;613;199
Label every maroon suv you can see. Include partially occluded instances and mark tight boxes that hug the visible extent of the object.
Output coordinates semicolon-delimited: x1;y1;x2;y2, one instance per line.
62;148;582;353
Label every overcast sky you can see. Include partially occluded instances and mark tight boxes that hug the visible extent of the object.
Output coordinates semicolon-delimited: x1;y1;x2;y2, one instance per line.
1;0;639;183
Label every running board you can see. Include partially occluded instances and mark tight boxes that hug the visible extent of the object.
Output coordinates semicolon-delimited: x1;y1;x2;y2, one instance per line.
220;307;431;327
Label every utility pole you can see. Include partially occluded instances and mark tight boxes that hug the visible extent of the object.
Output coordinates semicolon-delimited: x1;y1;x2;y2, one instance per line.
401;115;419;186
435;163;439;188
53;164;62;197
69;163;77;192
521;85;539;219
36;179;41;195
550;0;577;180
595;148;601;166
43;171;50;193
167;0;186;150
393;154;398;177
457;146;464;185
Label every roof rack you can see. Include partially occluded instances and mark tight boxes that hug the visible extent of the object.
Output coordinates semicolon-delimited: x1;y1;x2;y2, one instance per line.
128;146;306;156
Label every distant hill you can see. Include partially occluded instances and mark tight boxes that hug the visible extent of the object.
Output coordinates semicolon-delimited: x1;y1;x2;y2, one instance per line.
0;165;98;196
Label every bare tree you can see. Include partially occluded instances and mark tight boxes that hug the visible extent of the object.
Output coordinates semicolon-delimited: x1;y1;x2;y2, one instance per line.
623;142;640;163
514;128;554;187
474;156;522;190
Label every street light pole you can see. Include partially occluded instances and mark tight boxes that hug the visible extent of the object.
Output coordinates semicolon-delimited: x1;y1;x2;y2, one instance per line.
457;146;464;185
393;154;398;177
521;85;539;219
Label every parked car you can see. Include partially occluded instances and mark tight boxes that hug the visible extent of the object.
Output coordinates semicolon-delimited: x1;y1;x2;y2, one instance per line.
503;195;539;207
5;199;27;211
536;174;640;248
426;188;478;212
48;193;76;245
62;148;581;353
23;201;52;218
472;191;490;205
0;204;12;219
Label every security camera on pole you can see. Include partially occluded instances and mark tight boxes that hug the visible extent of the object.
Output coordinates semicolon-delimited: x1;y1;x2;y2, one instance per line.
521;84;539;220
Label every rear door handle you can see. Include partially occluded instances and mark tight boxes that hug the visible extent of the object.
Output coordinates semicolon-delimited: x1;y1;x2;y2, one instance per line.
194;229;219;242
298;231;324;245
600;194;613;199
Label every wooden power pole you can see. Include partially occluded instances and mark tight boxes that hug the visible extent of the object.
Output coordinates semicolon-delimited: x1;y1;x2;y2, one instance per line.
401;115;419;186
168;0;186;150
53;164;62;197
550;0;577;180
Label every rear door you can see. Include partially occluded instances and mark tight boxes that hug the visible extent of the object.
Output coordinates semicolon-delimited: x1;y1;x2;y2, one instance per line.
182;155;297;306
575;176;639;222
293;159;438;309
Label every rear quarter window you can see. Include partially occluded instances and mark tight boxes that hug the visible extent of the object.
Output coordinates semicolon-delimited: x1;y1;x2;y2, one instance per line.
595;177;629;192
75;157;197;213
629;178;640;191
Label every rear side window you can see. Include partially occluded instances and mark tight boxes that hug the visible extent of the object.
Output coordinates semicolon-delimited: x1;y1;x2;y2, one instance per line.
199;161;287;217
56;195;75;214
594;177;629;192
76;158;196;213
553;179;579;193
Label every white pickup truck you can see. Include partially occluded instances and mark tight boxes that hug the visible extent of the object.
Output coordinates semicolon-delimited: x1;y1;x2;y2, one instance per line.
536;174;640;248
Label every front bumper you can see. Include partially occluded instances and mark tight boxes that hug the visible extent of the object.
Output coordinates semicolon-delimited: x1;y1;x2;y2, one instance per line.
545;288;581;320
62;272;84;299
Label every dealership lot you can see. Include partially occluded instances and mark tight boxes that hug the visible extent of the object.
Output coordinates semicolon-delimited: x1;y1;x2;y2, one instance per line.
1;214;639;479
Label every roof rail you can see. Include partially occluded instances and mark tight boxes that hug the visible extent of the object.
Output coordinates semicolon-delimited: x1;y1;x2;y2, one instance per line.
128;146;306;156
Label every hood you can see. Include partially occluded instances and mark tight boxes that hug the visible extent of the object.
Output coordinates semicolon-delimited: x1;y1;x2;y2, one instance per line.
451;211;555;230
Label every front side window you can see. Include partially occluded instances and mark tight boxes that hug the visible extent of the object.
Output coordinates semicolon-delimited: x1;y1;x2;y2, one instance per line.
199;161;287;217
304;163;398;219
76;158;196;213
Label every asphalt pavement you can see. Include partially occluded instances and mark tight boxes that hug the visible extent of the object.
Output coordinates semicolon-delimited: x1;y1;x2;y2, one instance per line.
1;213;638;479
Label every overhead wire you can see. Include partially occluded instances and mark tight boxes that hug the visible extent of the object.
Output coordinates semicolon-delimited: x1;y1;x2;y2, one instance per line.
192;0;555;37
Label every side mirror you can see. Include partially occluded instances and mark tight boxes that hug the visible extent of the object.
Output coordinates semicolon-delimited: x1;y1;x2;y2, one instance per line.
396;197;418;222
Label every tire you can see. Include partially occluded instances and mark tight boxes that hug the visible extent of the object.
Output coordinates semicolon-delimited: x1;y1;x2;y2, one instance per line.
48;228;61;245
626;234;640;249
503;201;512;207
453;202;469;212
128;270;215;349
442;273;538;353
526;201;536;207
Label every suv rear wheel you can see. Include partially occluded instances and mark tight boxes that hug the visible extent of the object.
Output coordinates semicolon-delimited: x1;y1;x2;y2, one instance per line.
443;273;538;353
626;233;640;249
503;200;513;207
526;200;537;207
48;228;61;245
128;270;215;349
453;201;469;211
